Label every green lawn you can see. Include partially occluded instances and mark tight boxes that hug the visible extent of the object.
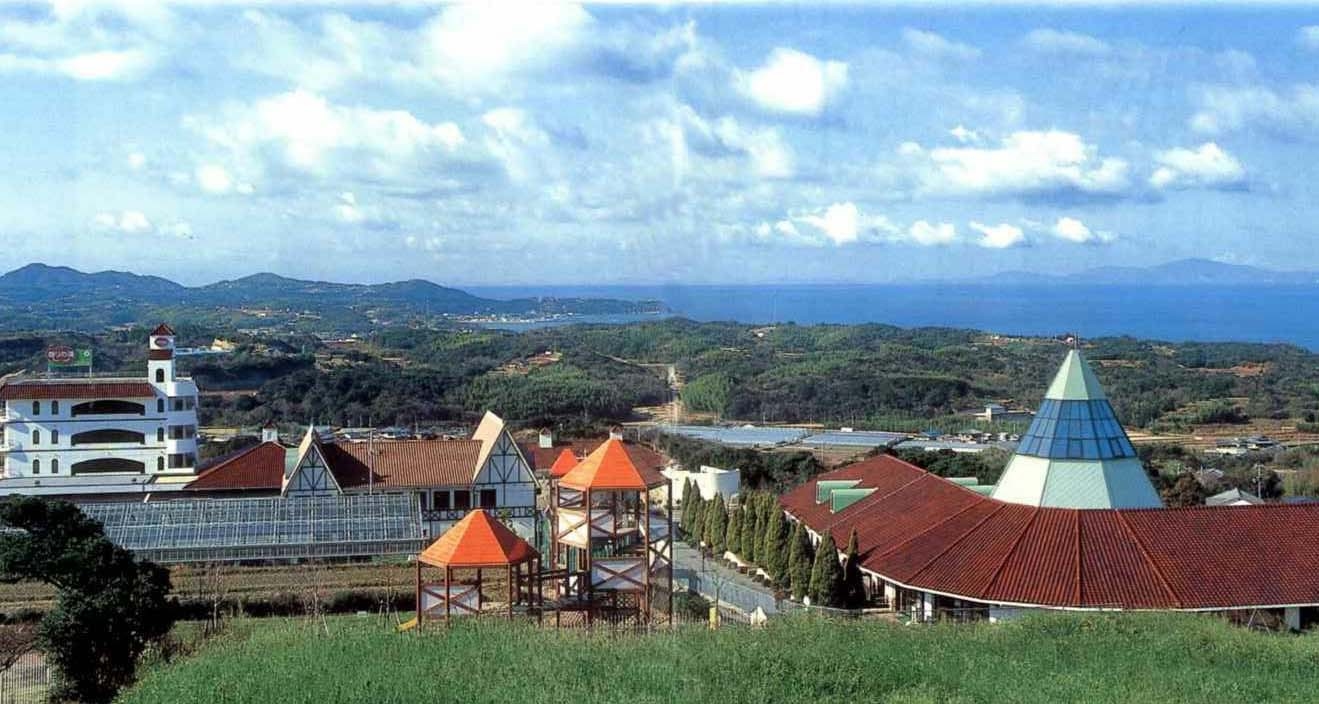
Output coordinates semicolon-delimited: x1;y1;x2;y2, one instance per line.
121;613;1319;704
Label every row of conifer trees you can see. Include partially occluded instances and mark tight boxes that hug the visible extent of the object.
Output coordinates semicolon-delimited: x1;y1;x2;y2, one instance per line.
679;481;867;609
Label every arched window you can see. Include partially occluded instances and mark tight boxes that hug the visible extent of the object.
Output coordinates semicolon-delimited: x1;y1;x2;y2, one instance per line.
155;369;165;383
50;459;58;474
157;428;164;442
51;400;59;414
70;429;146;446
31;459;39;475
157;399;165;413
157;457;164;472
30;401;38;416
50;429;58;444
30;429;39;445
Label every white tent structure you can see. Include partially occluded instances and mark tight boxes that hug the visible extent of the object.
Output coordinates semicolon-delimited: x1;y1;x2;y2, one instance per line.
990;349;1162;509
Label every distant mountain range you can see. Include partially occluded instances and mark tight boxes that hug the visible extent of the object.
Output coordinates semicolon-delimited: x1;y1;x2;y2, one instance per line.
976;259;1319;286
0;264;666;333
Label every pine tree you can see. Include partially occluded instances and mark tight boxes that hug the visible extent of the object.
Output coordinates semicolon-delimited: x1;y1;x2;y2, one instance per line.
726;506;742;560
741;492;760;562
704;493;728;554
685;487;705;547
809;531;845;607
763;507;790;589
842;528;866;609
788;521;814;601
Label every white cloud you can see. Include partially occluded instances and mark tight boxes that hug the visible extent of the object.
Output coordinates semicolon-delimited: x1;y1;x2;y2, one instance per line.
970;221;1026;249
1190;84;1319;139
127;152;147;170
796;202;864;245
92;210;152;234
906;220;958;246
1022;29;1111;56
1149;143;1246;190
672;106;795;179
902;29;980;61
1048;216;1114;244
0;5;170;81
417;2;594;92
187;90;467;184
1299;26;1319;50
948;125;981;144
904;130;1132;200
482;107;553;183
195;164;234;194
160;221;193;239
733;48;848;117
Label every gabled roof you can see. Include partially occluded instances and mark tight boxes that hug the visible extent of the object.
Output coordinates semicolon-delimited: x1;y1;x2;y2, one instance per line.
324;440;483;488
471;411;507;479
150;323;176;336
785;456;1319;611
559;438;665;491
0;381;157;400
419;509;538;568
549;448;580;478
1206;487;1264;506
282;427;341;496
187;441;288;491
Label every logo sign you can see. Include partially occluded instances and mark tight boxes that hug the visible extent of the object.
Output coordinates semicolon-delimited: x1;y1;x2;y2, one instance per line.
46;346;75;364
153;336;173;348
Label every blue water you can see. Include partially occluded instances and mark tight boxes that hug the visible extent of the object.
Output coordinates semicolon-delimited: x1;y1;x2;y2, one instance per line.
466;284;1319;350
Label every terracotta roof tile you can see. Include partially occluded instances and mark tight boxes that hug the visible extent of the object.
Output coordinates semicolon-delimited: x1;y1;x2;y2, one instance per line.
187;442;287;491
326;440;482;489
419;509;538;568
0;381;157;400
549;449;579;478
559;438;665;491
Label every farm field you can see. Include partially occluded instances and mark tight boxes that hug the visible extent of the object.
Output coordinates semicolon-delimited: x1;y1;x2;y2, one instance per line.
121;613;1319;704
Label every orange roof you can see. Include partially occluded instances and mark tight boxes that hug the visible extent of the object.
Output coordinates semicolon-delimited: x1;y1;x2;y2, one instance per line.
549;449;579;478
559;438;665;491
419;510;539;568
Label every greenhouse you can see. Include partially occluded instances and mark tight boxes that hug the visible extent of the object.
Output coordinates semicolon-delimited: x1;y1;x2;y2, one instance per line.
79;493;424;563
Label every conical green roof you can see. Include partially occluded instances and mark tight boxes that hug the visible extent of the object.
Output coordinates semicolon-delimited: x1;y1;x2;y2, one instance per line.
1044;349;1107;400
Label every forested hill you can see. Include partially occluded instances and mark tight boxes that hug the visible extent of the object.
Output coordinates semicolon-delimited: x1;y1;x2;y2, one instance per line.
0;264;665;332
5;319;1317;438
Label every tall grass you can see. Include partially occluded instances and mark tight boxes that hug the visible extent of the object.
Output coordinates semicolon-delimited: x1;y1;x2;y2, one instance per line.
121;613;1319;704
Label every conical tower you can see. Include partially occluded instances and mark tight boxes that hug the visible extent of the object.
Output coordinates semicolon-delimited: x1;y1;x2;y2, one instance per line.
991;349;1162;509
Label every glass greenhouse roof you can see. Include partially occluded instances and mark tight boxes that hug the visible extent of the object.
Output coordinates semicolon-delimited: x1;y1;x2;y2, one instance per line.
1013;398;1137;461
79;493;424;563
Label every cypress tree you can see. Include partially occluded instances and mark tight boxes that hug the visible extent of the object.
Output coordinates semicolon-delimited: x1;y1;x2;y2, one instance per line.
788;521;815;601
809;531;845;607
704;493;728;554
763;507;790;589
726;506;742;560
842;528;866;609
685;487;705;547
679;480;696;536
741;492;760;562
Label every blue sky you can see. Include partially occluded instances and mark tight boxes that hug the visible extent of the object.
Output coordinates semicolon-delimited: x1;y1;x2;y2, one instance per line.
2;1;1318;286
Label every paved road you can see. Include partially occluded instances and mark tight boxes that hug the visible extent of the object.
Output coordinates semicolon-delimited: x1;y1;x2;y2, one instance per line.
673;541;782;614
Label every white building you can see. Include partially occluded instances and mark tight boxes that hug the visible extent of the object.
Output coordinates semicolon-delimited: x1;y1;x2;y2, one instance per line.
663;464;739;506
0;324;199;478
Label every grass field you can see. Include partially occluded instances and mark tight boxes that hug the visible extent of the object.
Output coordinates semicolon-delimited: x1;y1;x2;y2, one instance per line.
121;613;1319;703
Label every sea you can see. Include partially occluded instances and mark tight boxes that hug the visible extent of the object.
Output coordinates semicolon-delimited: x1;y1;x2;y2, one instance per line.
465;284;1319;351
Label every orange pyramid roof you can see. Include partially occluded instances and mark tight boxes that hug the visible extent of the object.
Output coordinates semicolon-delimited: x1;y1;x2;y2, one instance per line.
419;510;538;568
559;438;665;491
549;448;579;478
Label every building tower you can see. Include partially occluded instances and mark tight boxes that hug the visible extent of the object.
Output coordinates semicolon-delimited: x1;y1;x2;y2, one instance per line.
990;348;1162;509
551;438;673;624
147;324;176;385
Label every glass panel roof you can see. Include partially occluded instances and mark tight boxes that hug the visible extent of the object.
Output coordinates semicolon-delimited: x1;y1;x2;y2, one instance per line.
1014;398;1136;461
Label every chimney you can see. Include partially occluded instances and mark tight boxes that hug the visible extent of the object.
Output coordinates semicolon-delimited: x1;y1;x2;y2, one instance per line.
262;421;279;444
609;426;624;441
538;428;554;449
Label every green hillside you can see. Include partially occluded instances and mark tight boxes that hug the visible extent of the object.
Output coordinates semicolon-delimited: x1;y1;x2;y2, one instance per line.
122;614;1319;704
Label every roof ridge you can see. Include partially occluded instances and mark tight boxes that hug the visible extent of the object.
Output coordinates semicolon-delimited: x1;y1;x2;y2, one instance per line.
904;501;1007;584
983;506;1043;599
1114;510;1182;608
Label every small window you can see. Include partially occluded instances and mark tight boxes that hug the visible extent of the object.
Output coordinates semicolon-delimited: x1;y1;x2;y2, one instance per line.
50;429;58;444
419;493;429;511
155;369;165;383
453;490;471;510
31;459;39;475
50;400;59;414
30;401;38;416
156;399;165;413
433;491;451;510
157;457;164;472
157;428;164;442
480;489;497;509
50;459;58;474
30;429;39;445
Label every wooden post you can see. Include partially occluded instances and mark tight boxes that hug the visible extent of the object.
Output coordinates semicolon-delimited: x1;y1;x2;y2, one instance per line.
642;486;651;623
445;567;452;625
415;557;423;630
584;488;593;628
508;564;514;619
476;568;483;612
666;481;674;624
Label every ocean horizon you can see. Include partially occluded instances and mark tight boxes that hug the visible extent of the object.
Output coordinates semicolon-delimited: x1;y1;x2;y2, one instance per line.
467;283;1319;351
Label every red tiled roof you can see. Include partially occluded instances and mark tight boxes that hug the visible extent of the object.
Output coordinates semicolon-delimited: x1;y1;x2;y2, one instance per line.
560;439;666;491
0;381;157;400
148;349;173;360
784;454;1319;611
188;442;287;491
325;440;482;489
527;439;666;476
150;323;175;336
419;509;538;568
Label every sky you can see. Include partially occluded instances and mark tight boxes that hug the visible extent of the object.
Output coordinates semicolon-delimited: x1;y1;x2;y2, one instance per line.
2;1;1318;286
